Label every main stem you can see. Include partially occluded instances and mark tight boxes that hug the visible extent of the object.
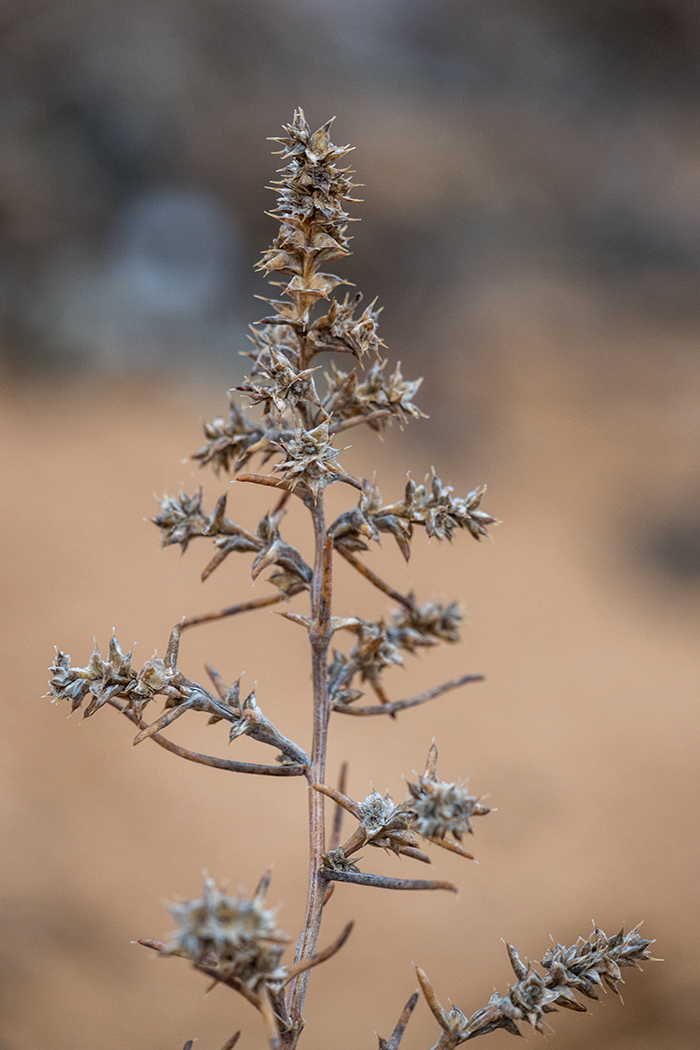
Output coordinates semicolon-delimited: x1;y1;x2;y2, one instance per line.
286;498;333;1043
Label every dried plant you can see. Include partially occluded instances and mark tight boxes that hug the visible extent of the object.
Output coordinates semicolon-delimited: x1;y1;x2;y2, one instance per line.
47;110;655;1050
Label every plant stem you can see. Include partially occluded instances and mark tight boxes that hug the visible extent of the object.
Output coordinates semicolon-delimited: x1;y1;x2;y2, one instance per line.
286;502;334;1042
107;699;306;776
181;593;284;631
337;548;415;610
332;673;485;717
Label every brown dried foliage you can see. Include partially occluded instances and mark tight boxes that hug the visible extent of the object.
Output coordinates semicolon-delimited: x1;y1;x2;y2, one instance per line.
47;111;653;1050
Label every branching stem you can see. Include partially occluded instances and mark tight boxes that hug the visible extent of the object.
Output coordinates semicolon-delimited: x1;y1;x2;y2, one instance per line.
332;674;484;717
107;699;307;777
286;508;334;1042
181;594;285;631
324;871;458;893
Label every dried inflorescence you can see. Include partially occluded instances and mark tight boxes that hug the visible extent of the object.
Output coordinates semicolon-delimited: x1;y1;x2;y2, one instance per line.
407;743;490;844
272;417;346;498
417;925;655;1045
48;627;310;765
46;111;654;1050
329;474;496;563
48;631;184;721
166;874;290;988
317;744;489;871
324;603;464;709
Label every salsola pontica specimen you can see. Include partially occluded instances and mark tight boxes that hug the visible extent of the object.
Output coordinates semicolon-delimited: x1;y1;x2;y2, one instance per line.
48;110;655;1050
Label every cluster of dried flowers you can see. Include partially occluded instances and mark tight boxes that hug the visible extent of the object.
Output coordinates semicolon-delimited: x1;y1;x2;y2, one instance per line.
48;111;653;1050
417;924;654;1044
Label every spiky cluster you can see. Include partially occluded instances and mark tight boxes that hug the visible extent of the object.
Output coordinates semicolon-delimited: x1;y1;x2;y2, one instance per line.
167;876;289;988
407;779;484;842
328;475;496;563
318;745;489;872
325;602;463;709
48;633;181;720
48;627;310;764
418;925;654;1045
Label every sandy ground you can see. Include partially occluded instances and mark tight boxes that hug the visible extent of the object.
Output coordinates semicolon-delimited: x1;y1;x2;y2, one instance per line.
1;338;699;1050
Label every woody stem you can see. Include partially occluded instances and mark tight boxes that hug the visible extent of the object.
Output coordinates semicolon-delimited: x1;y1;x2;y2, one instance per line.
285;502;333;1043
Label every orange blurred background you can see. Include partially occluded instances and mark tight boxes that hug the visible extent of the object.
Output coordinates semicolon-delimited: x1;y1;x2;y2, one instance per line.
1;3;700;1049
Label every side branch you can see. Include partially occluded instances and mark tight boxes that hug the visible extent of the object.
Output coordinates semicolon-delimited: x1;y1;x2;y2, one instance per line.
378;991;419;1050
324;871;458;893
236;474;312;507
329;761;349;851
280;921;354;983
337;548;414;610
333;674;484;717
181;594;285;631
107;699;307;777
329;411;392;435
137;939;260;1008
316;536;333;635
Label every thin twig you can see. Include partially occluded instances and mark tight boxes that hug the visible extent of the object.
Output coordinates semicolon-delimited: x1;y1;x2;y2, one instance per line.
181;594;285;631
426;836;474;860
137;939;260;1009
324;871;458;893
316;536;333;635
313;781;362;818
236;472;293;491
330;410;392;435
326;471;363;492
397;846;432;864
220;1033;241;1050
369;675;393;709
272;489;292;515
338;825;368;858
329;762;349;851
107;699;307;776
337;548;415;610
333;674;484;716
236;474;311;506
379;991;420;1050
258;981;281;1050
205;664;228;700
280;921;354;983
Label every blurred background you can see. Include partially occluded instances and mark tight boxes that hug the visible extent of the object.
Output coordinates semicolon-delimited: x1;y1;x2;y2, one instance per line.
1;1;699;1048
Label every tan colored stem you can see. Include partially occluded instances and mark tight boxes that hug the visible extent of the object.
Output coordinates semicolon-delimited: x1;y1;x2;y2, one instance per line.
181;594;284;631
333;674;484;716
338;825;369;858
329;762;349;851
380;990;419;1050
312;782;362;819
338;548;415;610
280;921;353;983
137;939;260;1009
286;506;334;1040
325;871;458;893
415;967;448;1027
107;699;306;777
220;1033;241;1050
330;410;392;435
